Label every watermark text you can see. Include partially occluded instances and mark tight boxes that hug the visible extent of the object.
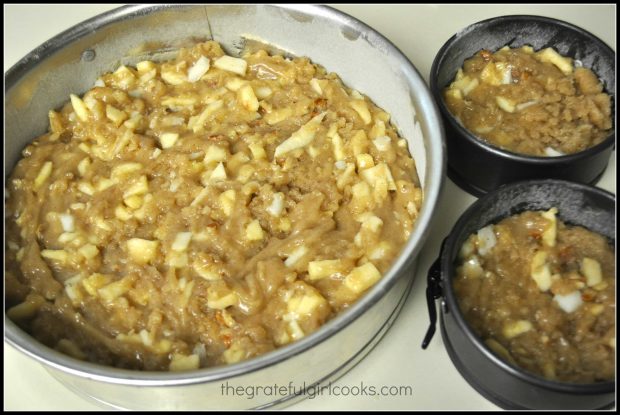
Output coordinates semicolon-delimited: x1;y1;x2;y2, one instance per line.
220;381;413;400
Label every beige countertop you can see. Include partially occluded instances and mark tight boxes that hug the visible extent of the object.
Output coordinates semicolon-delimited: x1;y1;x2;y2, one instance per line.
4;4;616;411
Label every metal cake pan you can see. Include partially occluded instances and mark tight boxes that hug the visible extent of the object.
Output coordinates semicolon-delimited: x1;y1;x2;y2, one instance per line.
4;5;445;410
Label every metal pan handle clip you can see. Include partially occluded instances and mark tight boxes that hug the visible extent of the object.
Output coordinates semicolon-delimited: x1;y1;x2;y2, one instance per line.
421;256;443;349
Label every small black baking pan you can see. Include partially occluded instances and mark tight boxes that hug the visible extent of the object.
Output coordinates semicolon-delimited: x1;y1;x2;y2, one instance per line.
430;15;616;196
421;179;615;410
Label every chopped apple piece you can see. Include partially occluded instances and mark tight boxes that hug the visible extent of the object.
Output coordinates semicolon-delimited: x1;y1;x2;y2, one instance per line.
138;329;153;347
531;250;552;291
354;214;383;246
255;86;272;99
287;290;327;316
249;142;267;160
350;181;373;213
161;96;197;108
161;67;187;85
77;158;91;177
207;288;238;309
502;320;533;339
123;175;148;198
111;162;142;179
344;262;382;294
536;47;573;75
369;120;386;139
581;257;603;287
48;110;64;134
58;232;78;244
96;178;116;192
41;249;68;263
358;213;383;232
115;205;133;221
278;217;292;232
188;100;224;133
476;225;497;256
350;130;369;156
553;291;583;313
116;332;141;344
136;60;156;73
210;162;228;181
309;78;323;95
169;353;200;371
496;96;516;113
236;165;255;183
369;241;392;261
70;94;90;121
356;153;375;170
203;145;228;165
544;147;564;157
284;246;308;268
98;276;133;302
274;112;326;157
166;251;188;268
193;257;222;281
190;186;210;207
461;255;484;279
82;273;112;296
267;192;284;217
498;63;512;85
449;71;479;95
238;84;259;112
59;213;75;232
159;132;179;149
105;105;128;127
126;238;159;264
78;244;99;259
222;342;245;364
306;145;319;159
213;55;247;75
445;88;463;100
225;77;246;91
264;107;293;125
34;161;53;190
480;62;511;86
139;68;157;83
288;319;305;340
187;56;211;82
372;136;391;152
349;99;372;124
63;274;84;304
245;219;264;241
336;162;356;190
541;207;558;247
171;232;193;252
307;259;346;281
331;132;345;161
94;217;112;232
218;189;236;217
76;182;94;196
360;163;396;191
217;310;236;328
113;65;136;88
463;77;480;95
